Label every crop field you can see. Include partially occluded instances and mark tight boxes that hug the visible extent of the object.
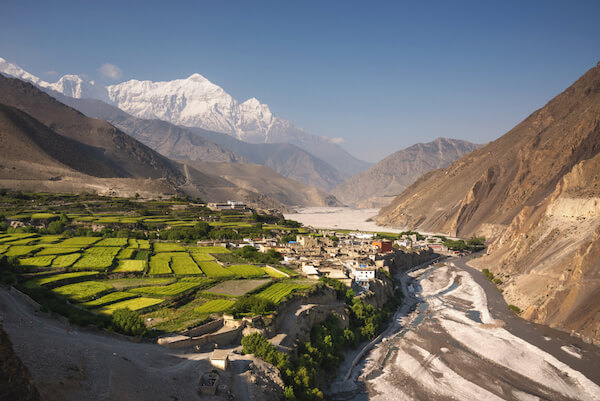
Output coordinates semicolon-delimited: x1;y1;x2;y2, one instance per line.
129;279;213;297
0;245;10;254
36;235;64;243
194;299;236;314
113;259;147;273
154;243;185;252
128;239;150;249
197;260;235;278
117;248;135;259
23;271;99;288
52;253;81;268
30;213;57;219
256;281;312;304
190;252;215;262
134;250;150;260
52;281;113;302
104;277;175;290
56;237;101;247
203;279;270;297
81;291;138;308
19;255;56;267
148;256;172;275
263;266;289;278
225;264;266;278
73;247;120;270
5;238;38;245
98;297;164;315
170;254;202;275
37;246;81;255
4;245;42;257
96;238;128;247
194;246;231;254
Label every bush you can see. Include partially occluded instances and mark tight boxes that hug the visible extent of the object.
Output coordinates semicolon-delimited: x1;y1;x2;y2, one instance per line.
231;295;276;316
508;305;521;314
111;308;146;336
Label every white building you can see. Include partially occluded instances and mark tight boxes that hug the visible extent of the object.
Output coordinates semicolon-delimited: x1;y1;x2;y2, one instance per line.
302;264;320;279
349;265;376;282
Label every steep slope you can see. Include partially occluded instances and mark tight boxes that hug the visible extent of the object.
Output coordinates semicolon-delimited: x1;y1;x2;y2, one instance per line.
377;62;600;341
332;138;480;207
0;57;371;175
0;75;185;184
183;161;341;207
0;325;41;401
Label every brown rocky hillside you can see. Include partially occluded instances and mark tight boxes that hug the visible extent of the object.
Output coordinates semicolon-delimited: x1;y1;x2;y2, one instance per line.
377;61;600;342
332;138;480;207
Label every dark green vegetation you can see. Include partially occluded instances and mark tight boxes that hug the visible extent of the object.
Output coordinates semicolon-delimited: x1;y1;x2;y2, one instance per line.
111;308;146;336
242;277;403;400
508;304;521;314
443;236;486;251
233;245;283;264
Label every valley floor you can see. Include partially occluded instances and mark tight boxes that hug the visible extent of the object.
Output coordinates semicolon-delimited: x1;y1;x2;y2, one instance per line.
335;257;600;401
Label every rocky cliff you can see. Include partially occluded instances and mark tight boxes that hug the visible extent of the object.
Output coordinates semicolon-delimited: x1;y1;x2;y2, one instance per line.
377;62;600;342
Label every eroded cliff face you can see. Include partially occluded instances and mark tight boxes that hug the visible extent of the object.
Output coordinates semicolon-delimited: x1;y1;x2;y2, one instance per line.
377;62;600;342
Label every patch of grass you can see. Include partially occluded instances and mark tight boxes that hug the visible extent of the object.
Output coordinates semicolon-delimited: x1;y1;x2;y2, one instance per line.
96;238;128;247
113;259;147;273
98;297;164;315
81;291;138;308
197;260;235;278
129;279;214;297
52;281;113;302
37;247;81;255
19;255;56;267
226;264;266;278
154;243;186;252
52;253;81;268
194;299;236;314
170;254;202;275
508;304;521;314
256;281;312;304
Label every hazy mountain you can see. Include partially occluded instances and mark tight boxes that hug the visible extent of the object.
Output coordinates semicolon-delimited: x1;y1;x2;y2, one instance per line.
377;62;600;342
332;138;481;207
0;57;371;175
55;96;347;190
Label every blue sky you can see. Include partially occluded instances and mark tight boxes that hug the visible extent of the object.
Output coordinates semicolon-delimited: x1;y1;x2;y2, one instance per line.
1;0;599;162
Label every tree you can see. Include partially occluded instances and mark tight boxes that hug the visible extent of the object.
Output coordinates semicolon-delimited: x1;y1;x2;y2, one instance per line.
111;308;146;336
47;221;65;235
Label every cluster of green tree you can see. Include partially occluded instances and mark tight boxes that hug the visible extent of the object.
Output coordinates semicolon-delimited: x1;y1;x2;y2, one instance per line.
231;295;276;317
280;234;297;243
442;236;486;251
253;213;280;224
0;213;7;231
233;245;283;264
243;277;404;400
398;230;425;240
111;308;146;336
159;222;212;241
0;255;19;285
278;218;302;228
482;268;502;285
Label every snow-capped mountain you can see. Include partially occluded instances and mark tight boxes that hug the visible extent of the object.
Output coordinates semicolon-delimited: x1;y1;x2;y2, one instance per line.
0;57;110;102
0;57;371;174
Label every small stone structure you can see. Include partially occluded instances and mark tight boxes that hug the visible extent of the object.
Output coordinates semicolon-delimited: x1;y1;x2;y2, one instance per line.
198;371;220;395
210;348;230;370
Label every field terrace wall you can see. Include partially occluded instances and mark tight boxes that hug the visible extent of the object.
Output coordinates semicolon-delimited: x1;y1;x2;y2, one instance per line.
157;320;245;349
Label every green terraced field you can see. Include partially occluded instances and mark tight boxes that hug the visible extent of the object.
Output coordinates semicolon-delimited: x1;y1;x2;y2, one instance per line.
104;277;176;290
96;238;128;247
148;256;172;275
30;213;57;219
19;255;56;267
263;266;289;278
37;246;81;255
256;281;312;304
113;259;147;273
73;247;119;270
197;261;235;278
225;264;266;278
52;253;81;268
81;291;138;308
0;245;9;254
56;237;101;247
36;235;64;244
203;279;270;297
194;299;236;314
190;252;215;262
5;238;38;245
98;297;164;315
52;281;113;302
154;243;186;252
129;279;214;297
116;248;135;259
4;245;42;257
170;254;201;275
193;246;231;254
24;271;99;288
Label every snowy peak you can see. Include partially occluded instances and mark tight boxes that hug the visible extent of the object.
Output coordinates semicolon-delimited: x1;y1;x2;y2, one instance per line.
0;57;46;86
51;74;110;102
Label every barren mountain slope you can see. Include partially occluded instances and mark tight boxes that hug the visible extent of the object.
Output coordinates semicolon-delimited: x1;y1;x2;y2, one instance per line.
377;62;600;341
183;161;341;207
332;138;480;207
0;75;185;184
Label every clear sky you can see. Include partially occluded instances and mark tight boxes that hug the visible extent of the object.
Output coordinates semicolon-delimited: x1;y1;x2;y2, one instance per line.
1;0;599;162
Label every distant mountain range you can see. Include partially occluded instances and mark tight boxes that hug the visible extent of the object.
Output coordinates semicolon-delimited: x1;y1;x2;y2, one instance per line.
0;57;371;179
0;74;339;208
377;61;600;342
332;138;480;207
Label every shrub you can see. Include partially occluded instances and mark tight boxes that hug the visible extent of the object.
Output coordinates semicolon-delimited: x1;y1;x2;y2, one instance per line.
508;304;521;314
232;295;275;316
111;307;146;336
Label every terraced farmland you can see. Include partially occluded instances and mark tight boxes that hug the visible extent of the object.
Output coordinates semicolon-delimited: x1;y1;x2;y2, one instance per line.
256;281;312;304
197;261;235;278
96;238;128;247
81;291;138;308
194;299;236;314
52;281;113;302
37;246;81;255
4;245;42;257
56;237;101;247
154;243;185;252
23;271;99;288
129;279;214;297
170;254;202;275
98;297;164;315
73;247;119;270
148;255;172;275
113;259;147;273
19;255;56;267
225;264;266;278
52;253;81;268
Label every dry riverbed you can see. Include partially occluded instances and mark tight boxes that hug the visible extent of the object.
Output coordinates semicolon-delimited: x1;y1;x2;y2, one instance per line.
334;261;600;401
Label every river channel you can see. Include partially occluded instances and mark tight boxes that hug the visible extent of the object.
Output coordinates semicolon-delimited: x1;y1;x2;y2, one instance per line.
333;257;600;401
